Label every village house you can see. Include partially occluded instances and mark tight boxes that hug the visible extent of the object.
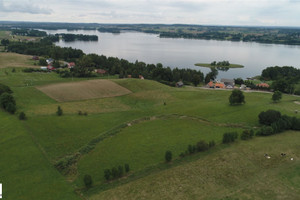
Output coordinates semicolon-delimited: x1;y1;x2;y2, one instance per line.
176;81;184;87
139;75;144;80
221;78;235;87
256;83;270;88
95;69;107;75
68;62;75;69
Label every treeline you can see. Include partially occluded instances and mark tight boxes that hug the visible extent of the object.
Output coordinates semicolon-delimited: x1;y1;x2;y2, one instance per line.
7;38;84;61
11;29;47;37
64;54;204;86
98;28;121;33
57;33;98;42
159;31;300;45
261;66;300;94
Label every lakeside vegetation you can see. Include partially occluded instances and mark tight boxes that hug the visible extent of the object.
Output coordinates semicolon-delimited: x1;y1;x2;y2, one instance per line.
195;60;244;69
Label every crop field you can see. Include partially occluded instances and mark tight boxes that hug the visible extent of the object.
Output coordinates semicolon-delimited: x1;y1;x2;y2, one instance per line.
0;52;300;199
36;79;132;102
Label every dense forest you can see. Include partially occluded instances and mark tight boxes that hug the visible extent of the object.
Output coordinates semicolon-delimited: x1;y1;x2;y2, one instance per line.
56;34;98;42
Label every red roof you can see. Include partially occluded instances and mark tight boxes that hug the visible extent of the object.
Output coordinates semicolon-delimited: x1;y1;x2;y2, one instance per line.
256;83;270;88
208;81;214;87
96;69;107;74
68;62;75;68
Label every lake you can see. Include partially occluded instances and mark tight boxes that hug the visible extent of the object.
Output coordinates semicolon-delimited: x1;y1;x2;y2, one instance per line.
44;29;300;79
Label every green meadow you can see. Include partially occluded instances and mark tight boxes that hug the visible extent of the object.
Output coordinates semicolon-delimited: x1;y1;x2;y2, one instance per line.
0;53;299;199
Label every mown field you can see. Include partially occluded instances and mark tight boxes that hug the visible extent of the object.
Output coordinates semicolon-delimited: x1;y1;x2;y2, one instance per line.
36;79;132;102
0;52;299;199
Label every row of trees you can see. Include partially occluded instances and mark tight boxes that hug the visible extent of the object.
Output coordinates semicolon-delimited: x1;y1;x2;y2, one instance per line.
7;38;84;61
62;54;205;86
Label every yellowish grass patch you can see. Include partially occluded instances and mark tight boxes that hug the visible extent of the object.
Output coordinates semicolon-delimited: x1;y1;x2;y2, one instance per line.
0;52;36;68
36;79;132;102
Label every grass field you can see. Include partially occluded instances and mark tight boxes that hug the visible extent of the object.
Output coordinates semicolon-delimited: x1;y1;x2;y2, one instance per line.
0;52;300;199
0;53;37;68
88;131;300;200
195;63;244;68
36;79;132;102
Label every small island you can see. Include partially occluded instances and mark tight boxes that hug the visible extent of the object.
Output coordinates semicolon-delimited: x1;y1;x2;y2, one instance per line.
195;61;244;70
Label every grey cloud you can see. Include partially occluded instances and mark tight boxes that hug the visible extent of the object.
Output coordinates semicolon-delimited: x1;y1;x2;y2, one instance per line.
0;0;52;14
166;1;207;12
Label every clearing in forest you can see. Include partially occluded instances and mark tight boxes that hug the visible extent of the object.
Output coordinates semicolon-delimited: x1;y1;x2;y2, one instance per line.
36;79;132;102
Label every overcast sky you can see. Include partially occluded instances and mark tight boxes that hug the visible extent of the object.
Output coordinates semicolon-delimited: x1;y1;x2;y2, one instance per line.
1;0;300;26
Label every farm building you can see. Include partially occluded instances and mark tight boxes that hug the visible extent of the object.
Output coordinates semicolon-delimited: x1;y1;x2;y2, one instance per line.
68;62;75;69
176;81;184;87
215;83;225;89
256;83;270;88
139;75;144;80
207;81;214;88
95;69;107;74
221;78;235;87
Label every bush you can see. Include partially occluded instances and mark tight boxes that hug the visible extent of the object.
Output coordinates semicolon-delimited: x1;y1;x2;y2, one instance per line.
56;106;63;116
258;110;281;125
188;144;196;154
104;169;111;181
117;165;124;177
272;90;282;102
0;83;12;95
229;89;245;105
124;163;130;173
0;92;16;114
256;126;274;136
111;167;118;179
83;174;93;188
240;129;254;140
196;140;209;152
208;140;216;148
165;150;172;162
19;112;26;120
222;132;238;143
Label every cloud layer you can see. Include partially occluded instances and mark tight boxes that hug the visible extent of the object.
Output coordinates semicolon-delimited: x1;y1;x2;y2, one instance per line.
0;0;300;26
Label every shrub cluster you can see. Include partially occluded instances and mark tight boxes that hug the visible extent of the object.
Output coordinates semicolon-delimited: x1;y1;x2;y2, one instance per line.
222;132;238;143
0;92;16;114
83;174;93;188
257;110;300;136
23;68;48;73
180;140;215;157
104;163;130;181
240;129;254;140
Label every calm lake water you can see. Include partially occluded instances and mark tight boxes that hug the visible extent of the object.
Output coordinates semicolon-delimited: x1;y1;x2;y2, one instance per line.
45;29;300;79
